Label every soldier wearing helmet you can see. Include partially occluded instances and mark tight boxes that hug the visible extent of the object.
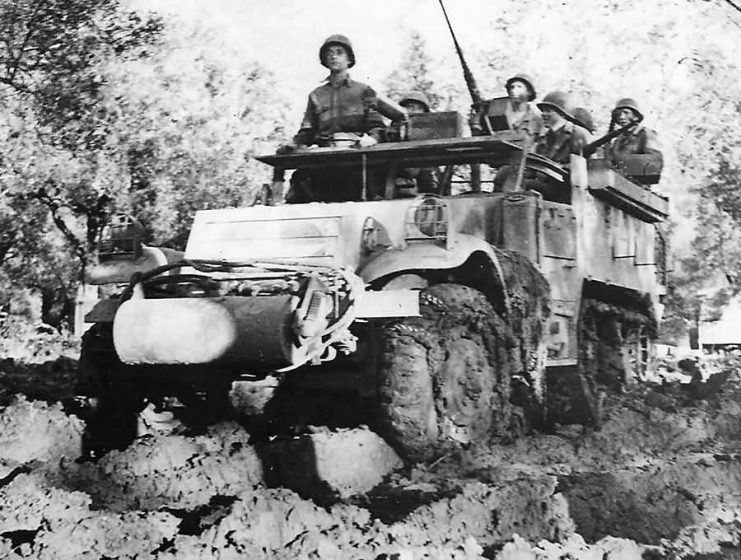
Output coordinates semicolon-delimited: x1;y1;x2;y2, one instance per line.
605;98;663;179
287;34;386;150
471;72;543;137
494;91;591;203
280;34;388;203
395;91;439;195
572;107;595;134
399;91;431;114
534;90;591;164
504;73;544;137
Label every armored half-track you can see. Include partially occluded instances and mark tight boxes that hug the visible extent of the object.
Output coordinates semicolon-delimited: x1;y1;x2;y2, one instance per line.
79;123;669;461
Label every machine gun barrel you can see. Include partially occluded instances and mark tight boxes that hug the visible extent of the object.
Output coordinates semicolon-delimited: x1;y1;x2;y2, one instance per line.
438;0;483;109
583;121;638;158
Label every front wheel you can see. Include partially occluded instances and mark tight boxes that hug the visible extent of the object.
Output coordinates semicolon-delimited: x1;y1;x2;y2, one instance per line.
376;284;514;462
76;325;145;459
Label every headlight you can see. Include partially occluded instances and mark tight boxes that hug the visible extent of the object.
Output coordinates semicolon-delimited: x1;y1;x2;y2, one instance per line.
98;214;144;261
406;195;448;242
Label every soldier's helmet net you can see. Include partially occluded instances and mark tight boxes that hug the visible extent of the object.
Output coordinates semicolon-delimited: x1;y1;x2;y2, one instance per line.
399;91;431;112
319;34;355;68
613;98;643;122
505;73;537;101
537;91;575;120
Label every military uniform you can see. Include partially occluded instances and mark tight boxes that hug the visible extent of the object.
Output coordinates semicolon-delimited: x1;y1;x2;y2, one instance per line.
496;91;590;203
606;124;663;171
285;34;386;203
505;101;544;138
604;98;663;181
294;76;386;147
535;121;590;164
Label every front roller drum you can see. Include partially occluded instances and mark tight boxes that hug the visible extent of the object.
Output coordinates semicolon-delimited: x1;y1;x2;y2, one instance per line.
113;296;298;369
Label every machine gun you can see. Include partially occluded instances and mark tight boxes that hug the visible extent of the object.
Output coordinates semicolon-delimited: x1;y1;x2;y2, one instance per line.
582;121;638;158
438;0;493;134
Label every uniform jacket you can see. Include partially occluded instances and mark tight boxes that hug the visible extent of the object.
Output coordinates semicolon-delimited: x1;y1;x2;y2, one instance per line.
294;75;385;147
535;121;591;164
607;124;663;170
506;101;544;138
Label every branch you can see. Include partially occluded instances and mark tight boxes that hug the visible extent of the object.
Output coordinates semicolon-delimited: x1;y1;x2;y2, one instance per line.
6;0;48;88
29;186;87;265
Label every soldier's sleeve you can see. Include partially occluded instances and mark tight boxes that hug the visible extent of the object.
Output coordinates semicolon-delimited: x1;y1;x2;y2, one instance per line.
572;127;591;156
293;94;318;147
528;106;545;139
642;128;664;170
362;85;386;142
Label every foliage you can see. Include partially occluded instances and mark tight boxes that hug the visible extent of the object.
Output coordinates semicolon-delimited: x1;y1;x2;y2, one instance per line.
0;2;290;329
383;31;442;109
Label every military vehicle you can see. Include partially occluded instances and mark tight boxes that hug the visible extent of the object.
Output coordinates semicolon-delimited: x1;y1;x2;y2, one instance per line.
78;113;669;461
77;0;668;460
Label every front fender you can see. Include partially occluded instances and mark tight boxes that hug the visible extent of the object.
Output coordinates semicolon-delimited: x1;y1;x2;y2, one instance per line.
358;234;510;314
86;246;184;285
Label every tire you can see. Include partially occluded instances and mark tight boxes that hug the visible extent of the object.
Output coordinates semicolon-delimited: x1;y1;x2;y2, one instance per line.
76;324;145;459
376;284;514;462
549;298;655;428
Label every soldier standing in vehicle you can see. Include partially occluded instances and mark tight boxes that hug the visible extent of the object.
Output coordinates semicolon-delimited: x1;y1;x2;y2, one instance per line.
283;34;385;151
605;98;663;178
399;91;431;116
279;34;387;203
572;106;596;135
535;91;591;164
471;72;544;137
504;73;544;137
395;91;439;195
495;91;590;203
495;90;589;198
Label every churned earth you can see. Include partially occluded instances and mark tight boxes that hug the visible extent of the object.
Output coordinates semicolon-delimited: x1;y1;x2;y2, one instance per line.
0;354;740;559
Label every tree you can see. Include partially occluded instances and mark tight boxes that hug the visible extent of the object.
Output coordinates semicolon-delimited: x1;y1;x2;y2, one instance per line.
0;0;164;328
384;31;442;109
0;3;290;328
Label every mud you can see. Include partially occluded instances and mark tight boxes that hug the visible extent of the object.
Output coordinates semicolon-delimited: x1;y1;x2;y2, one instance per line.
0;359;740;558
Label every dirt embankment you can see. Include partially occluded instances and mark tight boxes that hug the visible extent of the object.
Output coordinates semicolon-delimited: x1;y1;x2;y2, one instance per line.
1;358;740;559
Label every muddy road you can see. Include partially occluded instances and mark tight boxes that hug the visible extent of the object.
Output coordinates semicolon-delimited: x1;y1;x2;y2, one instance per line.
1;356;740;559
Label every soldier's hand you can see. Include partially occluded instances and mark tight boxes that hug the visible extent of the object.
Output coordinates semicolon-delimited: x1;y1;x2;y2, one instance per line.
358;134;377;148
276;143;297;155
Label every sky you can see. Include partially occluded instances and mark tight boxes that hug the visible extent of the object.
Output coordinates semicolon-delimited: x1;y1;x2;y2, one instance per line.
128;0;501;107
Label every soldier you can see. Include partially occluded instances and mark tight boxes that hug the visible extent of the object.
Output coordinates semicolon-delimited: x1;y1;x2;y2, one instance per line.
283;34;385;151
399;91;431;115
396;91;438;195
504;73;544;138
279;34;387;203
572;106;595;135
471;72;544;137
496;91;590;203
605;98;663;178
534;91;591;164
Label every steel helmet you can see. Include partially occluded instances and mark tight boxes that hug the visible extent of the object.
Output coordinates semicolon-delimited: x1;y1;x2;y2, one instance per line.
572;107;595;133
537;91;575;120
399;91;431;112
613;98;643;122
505;73;537;101
319;34;355;68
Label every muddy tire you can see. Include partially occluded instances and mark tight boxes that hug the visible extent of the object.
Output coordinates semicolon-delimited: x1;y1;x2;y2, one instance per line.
377;284;514;462
76;325;145;459
549;298;655;427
